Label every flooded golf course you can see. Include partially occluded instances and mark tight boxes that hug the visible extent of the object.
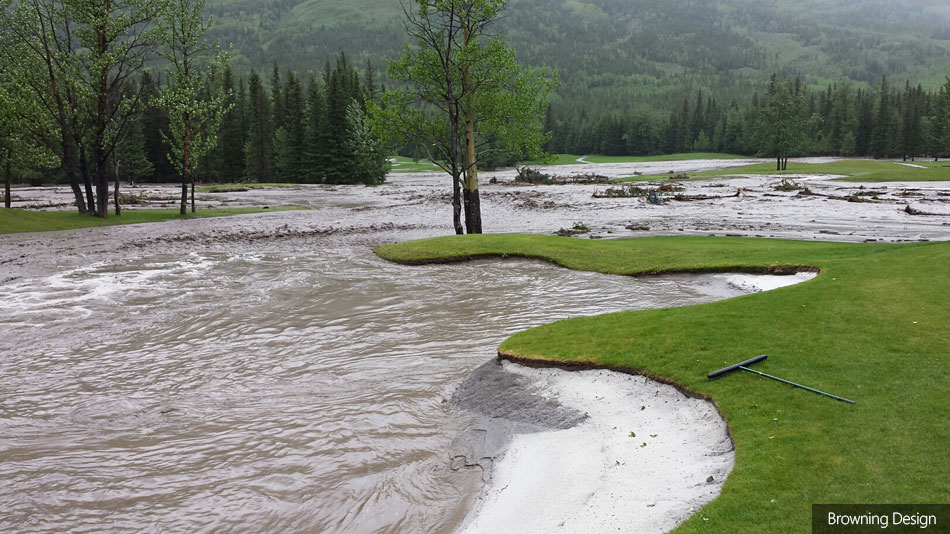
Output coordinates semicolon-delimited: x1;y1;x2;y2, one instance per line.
2;158;949;533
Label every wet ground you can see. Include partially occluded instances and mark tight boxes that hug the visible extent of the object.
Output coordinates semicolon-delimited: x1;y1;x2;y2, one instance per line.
1;158;948;533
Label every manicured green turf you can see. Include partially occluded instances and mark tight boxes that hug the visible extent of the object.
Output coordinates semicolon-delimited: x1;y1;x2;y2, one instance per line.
0;207;300;234
194;182;298;193
376;234;950;533
389;156;443;173
691;159;950;182
387;153;751;172
582;152;751;164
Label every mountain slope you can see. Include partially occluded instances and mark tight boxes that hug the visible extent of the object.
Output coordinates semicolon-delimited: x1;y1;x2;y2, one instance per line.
206;0;950;109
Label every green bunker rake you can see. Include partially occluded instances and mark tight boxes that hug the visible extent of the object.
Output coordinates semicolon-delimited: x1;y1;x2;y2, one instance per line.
708;354;855;404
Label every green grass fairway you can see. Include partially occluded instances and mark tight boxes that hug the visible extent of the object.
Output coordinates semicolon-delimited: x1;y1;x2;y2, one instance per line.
376;234;950;533
525;153;750;166
390;153;751;171
582;152;751;164
0;207;300;234
691;159;950;182
389;156;443;173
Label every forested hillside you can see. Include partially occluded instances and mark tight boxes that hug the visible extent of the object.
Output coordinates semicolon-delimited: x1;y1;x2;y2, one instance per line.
207;0;950;108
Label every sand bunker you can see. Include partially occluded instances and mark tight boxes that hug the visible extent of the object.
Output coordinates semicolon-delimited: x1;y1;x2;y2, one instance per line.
455;361;733;534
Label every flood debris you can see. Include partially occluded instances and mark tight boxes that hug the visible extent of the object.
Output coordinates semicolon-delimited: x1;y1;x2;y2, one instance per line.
593;184;648;198
514;166;612;185
845;193;880;203
520;198;560;209
555;221;591;236
593;182;684;199
775;178;803;192
904;205;948;216
514;166;553;184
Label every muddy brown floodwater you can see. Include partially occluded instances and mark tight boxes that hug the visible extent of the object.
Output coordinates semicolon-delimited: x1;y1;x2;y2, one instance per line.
1;158;948;533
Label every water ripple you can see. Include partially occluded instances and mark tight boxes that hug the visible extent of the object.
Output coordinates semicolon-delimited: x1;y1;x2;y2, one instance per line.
0;247;750;533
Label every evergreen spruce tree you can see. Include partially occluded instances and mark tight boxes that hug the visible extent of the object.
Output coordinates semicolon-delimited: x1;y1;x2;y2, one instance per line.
870;77;893;158
678;98;691;152
855;89;875;157
364;59;377;102
245;71;273;181
933;78;950;160
324;53;361;184
343;101;389;185
691;89;704;145
900;83;924;160
218;65;246;181
114;110;154;185
271;64;284;134
282;71;306;180
142;72;174;182
304;76;327;182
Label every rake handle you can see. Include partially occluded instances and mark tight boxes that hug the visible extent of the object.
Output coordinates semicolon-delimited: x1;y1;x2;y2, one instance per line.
738;366;856;404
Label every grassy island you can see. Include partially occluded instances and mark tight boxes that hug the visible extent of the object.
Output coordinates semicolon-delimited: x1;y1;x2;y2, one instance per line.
0;207;300;234
376;234;949;533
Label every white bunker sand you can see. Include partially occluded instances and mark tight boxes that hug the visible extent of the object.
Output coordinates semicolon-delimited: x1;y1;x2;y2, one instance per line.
459;362;734;534
459;274;816;533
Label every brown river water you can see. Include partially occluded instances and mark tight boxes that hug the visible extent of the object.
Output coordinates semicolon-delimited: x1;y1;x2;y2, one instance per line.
0;245;751;533
2;159;948;533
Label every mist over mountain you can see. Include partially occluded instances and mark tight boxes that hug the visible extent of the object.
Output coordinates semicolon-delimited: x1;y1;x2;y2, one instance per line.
207;0;950;110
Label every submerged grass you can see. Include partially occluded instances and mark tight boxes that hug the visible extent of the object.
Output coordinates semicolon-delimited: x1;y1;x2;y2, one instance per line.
0;206;300;234
691;159;950;182
376;234;950;533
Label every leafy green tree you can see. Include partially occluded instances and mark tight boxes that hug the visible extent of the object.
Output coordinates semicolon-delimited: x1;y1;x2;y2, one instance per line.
1;0;91;212
158;0;230;214
375;0;555;234
68;0;169;217
0;76;59;208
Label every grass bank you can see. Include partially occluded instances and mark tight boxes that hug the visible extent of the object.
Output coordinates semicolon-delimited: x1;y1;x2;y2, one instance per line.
376;234;950;533
0;206;299;234
690;159;950;182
